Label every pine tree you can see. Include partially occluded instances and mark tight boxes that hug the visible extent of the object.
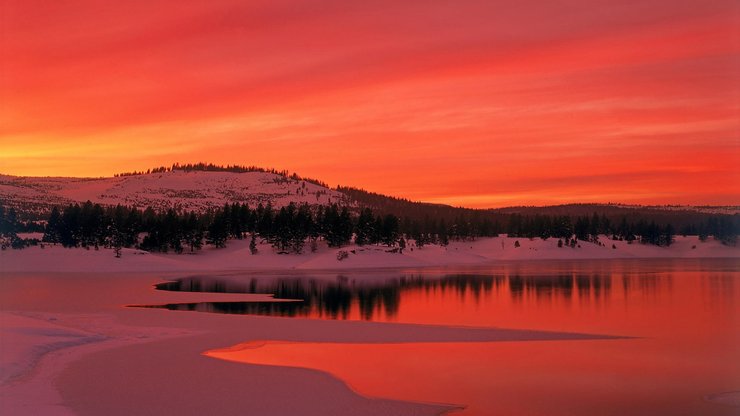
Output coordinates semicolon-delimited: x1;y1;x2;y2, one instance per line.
661;224;675;247
257;203;274;239
381;214;400;247
184;212;203;252
110;223;124;258
354;208;374;246
292;204;311;254
589;212;600;241
60;204;81;247
206;209;228;248
43;207;62;244
0;206;21;249
438;219;449;246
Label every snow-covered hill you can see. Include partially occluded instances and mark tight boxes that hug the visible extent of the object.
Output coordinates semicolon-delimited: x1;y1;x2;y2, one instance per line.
0;170;350;215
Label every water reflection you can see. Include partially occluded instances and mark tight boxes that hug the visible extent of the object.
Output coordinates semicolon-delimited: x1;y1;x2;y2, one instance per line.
132;270;671;321
145;274;502;320
183;261;740;416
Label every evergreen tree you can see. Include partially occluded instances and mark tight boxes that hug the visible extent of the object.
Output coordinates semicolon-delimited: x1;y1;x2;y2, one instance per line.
272;205;294;252
410;220;424;248
338;206;353;246
380;214;400;246
323;204;352;247
43;207;62;244
4;208;17;233
292;204;312;253
109;223;124;258
257;203;274;239
239;203;252;233
589;212;600;241
59;204;81;247
662;223;675;247
184;212;203;252
354;208;374;246
229;203;243;239
206;209;229;248
438;219;449;246
370;215;383;245
163;209;184;253
0;206;21;249
574;216;589;241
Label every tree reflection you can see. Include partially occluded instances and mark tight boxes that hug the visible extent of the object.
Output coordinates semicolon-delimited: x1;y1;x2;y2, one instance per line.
134;270;658;321
144;274;503;320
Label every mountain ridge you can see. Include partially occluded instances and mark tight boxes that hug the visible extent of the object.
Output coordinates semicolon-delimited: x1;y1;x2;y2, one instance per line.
1;169;737;222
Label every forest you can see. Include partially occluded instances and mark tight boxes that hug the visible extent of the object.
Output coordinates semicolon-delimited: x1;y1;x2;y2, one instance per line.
0;200;737;253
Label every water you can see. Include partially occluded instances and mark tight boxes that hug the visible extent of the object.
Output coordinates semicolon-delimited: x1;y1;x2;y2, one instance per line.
144;258;740;415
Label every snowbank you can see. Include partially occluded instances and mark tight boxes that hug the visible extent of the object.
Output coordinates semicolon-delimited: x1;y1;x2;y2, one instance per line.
1;236;736;274
0;275;613;416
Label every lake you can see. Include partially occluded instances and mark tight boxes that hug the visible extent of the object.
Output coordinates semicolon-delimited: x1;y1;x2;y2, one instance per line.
136;258;740;415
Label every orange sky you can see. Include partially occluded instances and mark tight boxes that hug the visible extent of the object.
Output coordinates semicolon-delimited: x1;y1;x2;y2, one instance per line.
1;0;739;208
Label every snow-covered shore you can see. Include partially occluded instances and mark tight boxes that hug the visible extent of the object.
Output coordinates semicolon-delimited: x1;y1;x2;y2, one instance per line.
1;235;736;274
0;272;613;416
1;236;736;416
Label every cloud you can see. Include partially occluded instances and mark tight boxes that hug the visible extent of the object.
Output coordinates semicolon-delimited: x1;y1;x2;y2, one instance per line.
1;0;738;206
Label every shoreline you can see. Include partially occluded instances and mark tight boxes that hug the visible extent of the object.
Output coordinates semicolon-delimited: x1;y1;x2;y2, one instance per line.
1;248;736;415
0;267;626;416
1;235;736;274
0;309;615;416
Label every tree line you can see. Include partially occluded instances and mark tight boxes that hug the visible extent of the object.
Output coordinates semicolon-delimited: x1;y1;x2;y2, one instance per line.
34;201;402;254
340;187;738;245
113;162;330;188
1;200;736;252
0;206;25;249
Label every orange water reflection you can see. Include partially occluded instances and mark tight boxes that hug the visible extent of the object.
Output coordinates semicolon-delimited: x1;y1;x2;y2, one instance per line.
208;338;738;415
205;260;740;415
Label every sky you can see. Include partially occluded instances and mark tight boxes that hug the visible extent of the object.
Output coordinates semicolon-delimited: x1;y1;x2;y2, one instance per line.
1;0;739;208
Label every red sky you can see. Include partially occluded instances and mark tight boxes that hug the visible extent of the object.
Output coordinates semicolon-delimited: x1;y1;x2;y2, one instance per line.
1;0;738;208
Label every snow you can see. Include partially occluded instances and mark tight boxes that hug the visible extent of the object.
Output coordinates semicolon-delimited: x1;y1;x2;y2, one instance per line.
615;204;740;215
0;170;349;213
2;236;736;274
16;233;43;240
0;275;608;416
1;234;735;415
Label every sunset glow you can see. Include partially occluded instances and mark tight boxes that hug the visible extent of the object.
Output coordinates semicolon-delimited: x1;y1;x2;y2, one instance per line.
2;0;738;207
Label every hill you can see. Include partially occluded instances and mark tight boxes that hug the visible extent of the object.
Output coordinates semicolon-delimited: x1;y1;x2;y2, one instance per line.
0;170;349;219
0;166;737;238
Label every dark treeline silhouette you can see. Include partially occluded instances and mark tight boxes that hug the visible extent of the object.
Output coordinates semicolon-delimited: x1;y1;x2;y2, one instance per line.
505;212;738;246
394;210;735;248
340;187;738;247
0;204;46;249
37;201;401;254
114;163;279;177
114;162;330;188
0;205;24;249
3;196;738;252
496;204;735;237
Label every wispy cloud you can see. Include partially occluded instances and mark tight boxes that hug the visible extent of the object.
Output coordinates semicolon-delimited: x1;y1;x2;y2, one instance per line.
1;0;738;206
